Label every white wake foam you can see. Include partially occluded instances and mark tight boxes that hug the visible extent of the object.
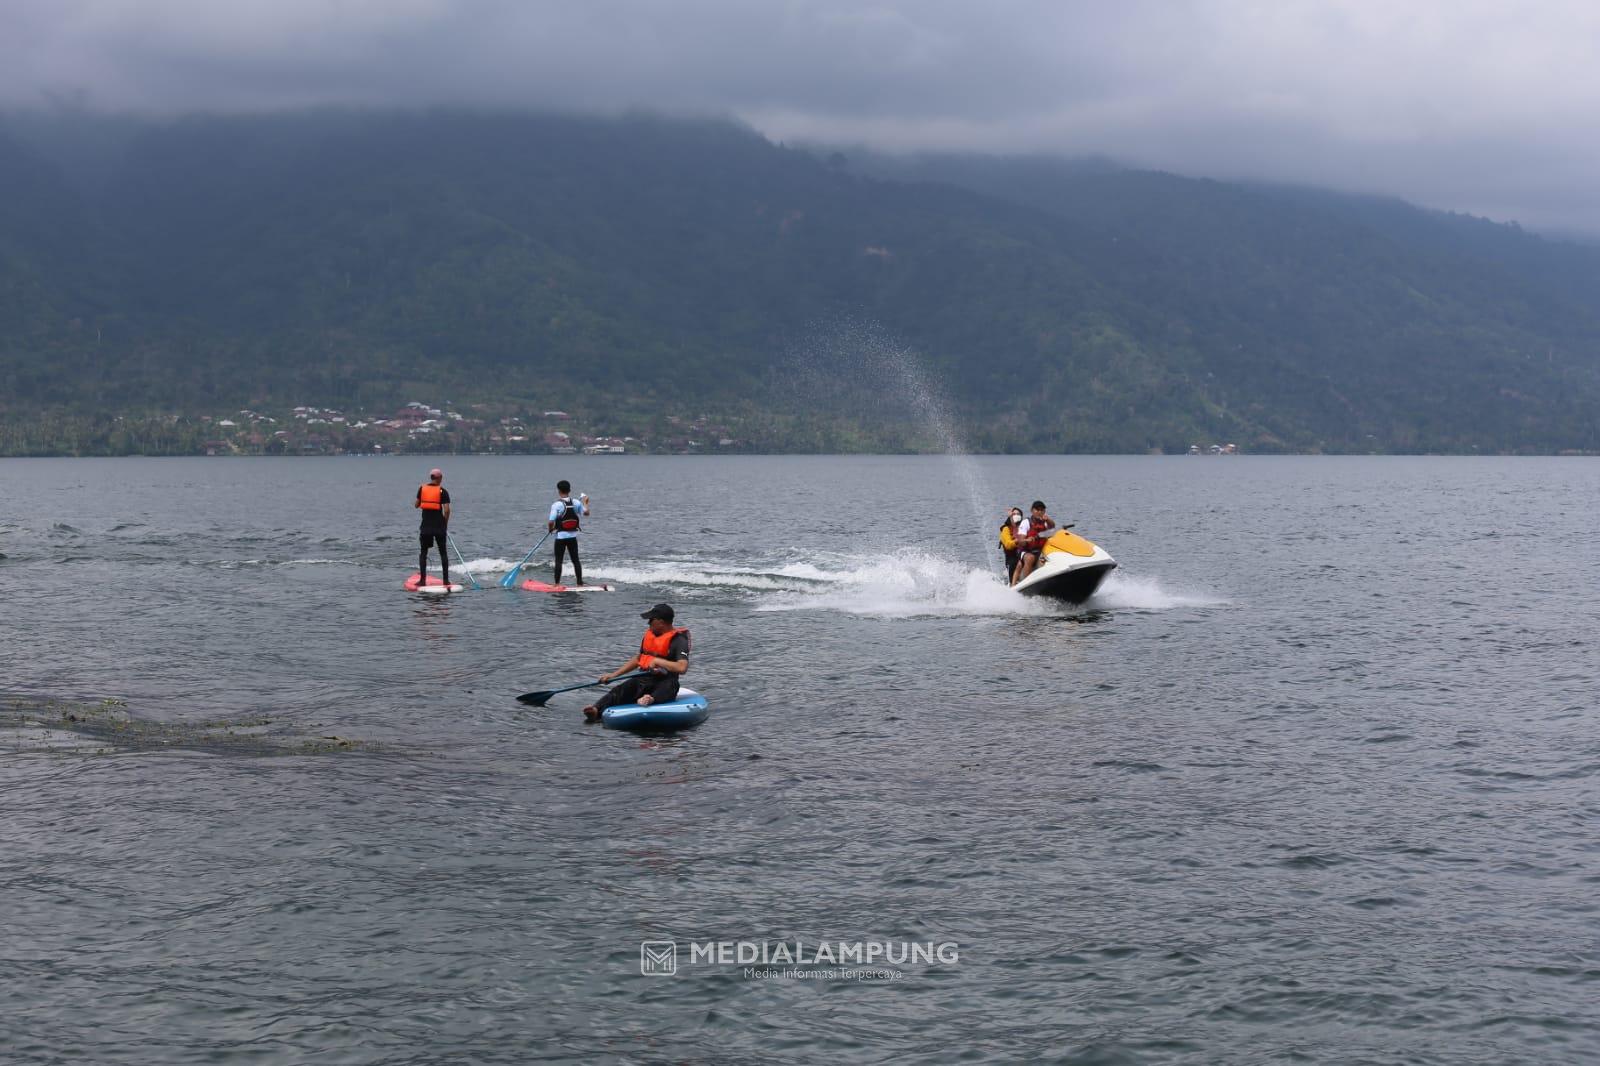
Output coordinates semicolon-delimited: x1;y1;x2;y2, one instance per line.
1092;571;1230;611
588;550;1223;619
458;556;514;575
590;560;826;592
752;553;1055;618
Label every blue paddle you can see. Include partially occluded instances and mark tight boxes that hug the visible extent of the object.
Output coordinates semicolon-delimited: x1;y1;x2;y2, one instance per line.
448;534;482;590
515;672;647;706
500;531;552;588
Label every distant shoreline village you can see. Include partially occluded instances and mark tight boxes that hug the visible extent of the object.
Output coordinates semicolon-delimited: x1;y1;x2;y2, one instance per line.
93;402;751;457
77;404;1255;458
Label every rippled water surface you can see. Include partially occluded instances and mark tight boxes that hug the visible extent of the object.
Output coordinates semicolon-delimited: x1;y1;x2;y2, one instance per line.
3;455;1598;1064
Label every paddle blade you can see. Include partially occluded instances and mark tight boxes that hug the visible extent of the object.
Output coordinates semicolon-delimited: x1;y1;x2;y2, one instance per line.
499;565;522;588
513;667;643;707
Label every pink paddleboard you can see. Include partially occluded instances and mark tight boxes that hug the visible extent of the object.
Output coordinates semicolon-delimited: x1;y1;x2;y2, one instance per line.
406;573;464;593
519;580;615;593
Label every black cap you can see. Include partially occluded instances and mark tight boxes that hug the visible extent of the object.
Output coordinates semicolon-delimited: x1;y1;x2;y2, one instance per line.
641;603;675;622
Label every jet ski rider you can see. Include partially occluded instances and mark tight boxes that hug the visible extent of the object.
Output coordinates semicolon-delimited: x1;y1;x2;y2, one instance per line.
1010;500;1057;586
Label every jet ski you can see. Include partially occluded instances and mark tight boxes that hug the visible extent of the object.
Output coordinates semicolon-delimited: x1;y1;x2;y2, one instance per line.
1012;528;1117;603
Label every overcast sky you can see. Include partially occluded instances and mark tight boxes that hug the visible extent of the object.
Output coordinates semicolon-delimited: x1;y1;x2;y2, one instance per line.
6;0;1600;232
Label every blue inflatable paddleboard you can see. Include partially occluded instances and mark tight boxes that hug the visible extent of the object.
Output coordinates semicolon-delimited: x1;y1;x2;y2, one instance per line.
601;688;709;732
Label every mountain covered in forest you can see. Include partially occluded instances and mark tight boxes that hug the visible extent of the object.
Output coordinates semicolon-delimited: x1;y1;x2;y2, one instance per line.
3;108;1599;455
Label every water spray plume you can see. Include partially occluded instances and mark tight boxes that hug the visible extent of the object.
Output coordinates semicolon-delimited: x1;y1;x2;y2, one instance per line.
783;316;997;567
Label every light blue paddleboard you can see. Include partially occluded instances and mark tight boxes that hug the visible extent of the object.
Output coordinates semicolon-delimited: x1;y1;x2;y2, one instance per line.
601;688;709;732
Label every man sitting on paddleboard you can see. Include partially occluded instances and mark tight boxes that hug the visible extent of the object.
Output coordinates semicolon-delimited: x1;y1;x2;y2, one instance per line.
548;479;590;587
1010;500;1057;586
414;468;452;587
583;603;690;721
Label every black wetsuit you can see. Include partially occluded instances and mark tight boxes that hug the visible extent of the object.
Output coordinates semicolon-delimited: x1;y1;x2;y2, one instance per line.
553;538;582;586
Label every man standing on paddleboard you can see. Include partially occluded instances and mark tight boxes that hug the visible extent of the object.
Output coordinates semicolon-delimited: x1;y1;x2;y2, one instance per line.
414;468;452;587
548;479;590;587
583;603;690;721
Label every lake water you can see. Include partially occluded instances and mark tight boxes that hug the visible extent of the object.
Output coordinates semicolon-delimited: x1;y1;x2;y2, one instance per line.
3;455;1598;1064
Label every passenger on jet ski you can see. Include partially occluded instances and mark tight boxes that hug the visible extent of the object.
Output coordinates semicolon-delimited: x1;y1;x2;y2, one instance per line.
998;507;1024;581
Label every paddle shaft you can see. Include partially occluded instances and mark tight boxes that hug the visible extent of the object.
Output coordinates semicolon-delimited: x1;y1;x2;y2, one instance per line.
500;531;552;587
447;534;482;590
516;671;648;706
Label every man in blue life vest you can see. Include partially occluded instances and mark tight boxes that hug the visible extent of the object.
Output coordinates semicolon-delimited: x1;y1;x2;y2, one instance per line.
548;479;590;586
583;603;690;721
414;467;451;586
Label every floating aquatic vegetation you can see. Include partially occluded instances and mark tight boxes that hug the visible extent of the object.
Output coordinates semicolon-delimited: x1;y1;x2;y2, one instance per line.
0;695;377;757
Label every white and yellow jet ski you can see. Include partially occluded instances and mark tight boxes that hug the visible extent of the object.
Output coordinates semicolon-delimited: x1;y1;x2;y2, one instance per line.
1012;528;1117;603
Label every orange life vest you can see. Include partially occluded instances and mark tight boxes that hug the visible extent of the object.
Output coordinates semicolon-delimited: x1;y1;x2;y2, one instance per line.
418;483;443;510
638;626;690;670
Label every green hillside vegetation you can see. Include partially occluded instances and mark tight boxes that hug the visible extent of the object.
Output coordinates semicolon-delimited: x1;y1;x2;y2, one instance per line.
2;109;1599;455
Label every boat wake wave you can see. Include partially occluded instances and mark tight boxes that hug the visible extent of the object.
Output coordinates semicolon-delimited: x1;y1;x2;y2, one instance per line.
1090;571;1229;611
457;556;513;576
594;552;1226;618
